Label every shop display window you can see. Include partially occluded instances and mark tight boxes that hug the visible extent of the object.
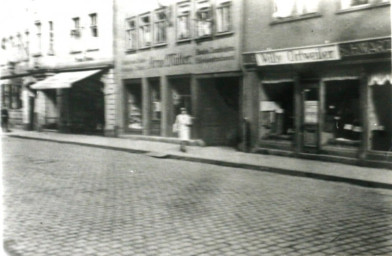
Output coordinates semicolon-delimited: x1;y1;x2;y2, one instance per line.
126;84;143;131
259;83;294;141
369;82;392;151
323;80;361;147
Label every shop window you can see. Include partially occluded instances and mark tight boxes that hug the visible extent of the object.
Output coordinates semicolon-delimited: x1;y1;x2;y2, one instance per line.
126;84;143;132
89;13;98;37
154;9;167;45
176;1;191;40
2;84;22;109
259;83;294;141
369;82;392;151
323;80;361;147
196;1;212;37
139;14;151;48
216;0;232;33
48;21;54;55
273;0;319;18
126;18;137;51
34;21;42;55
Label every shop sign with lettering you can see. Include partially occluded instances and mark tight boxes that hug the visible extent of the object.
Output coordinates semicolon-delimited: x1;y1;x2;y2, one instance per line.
255;44;340;66
339;38;391;57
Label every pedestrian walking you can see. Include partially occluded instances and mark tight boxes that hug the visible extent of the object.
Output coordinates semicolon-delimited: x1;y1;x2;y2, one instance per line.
2;107;10;132
173;107;192;152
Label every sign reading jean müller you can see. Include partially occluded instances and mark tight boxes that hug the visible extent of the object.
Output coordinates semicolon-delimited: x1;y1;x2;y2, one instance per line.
255;45;340;66
122;46;236;72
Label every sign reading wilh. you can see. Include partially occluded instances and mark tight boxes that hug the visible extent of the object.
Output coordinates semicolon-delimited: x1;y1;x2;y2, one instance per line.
255;44;340;66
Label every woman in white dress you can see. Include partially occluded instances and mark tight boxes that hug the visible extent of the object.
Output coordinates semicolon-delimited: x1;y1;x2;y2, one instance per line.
173;108;192;152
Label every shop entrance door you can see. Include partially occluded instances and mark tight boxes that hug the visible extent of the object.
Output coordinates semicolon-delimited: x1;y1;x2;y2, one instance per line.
301;82;319;153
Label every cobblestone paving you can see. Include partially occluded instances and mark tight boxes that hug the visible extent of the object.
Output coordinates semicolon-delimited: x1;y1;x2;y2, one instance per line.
3;136;392;256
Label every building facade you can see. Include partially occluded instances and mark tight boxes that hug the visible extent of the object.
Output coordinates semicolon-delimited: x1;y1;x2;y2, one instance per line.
1;0;116;135
115;0;244;146
242;0;391;165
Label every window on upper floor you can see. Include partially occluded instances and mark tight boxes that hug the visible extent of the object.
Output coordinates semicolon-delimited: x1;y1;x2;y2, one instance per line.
1;38;6;50
273;0;319;19
71;17;81;38
154;9;167;44
196;0;212;37
216;0;232;33
34;21;42;55
176;1;191;41
126;18;137;51
48;21;54;55
139;14;151;48
340;0;389;9
89;13;98;37
24;31;29;57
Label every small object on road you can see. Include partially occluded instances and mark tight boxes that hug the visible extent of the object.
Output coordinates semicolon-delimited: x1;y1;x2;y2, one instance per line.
145;152;169;158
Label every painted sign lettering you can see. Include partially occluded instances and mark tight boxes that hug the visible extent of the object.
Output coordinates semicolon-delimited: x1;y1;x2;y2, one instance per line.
255;45;340;66
339;38;391;57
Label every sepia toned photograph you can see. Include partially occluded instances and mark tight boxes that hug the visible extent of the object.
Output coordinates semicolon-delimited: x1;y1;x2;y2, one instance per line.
1;0;391;255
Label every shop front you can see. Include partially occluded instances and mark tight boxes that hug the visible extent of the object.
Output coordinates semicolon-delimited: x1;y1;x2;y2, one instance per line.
31;68;110;135
119;42;242;146
243;37;391;165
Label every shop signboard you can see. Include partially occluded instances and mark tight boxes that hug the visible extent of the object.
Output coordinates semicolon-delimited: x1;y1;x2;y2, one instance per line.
339;37;391;57
255;44;340;66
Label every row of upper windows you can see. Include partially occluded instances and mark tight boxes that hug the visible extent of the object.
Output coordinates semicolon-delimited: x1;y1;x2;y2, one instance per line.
125;0;232;51
273;0;390;19
1;13;98;57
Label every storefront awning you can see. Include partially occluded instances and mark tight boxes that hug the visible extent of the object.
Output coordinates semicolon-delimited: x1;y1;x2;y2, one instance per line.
368;72;392;86
31;69;101;90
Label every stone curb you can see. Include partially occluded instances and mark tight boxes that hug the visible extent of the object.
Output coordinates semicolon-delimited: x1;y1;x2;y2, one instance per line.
8;134;392;190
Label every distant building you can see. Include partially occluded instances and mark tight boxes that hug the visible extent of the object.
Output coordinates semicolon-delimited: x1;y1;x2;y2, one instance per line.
1;0;116;135
242;0;391;164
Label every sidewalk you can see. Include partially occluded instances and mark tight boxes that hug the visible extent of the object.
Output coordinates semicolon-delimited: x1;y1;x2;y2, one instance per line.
4;130;392;189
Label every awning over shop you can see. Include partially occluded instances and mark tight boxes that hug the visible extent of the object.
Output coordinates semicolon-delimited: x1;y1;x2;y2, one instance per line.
368;72;391;86
31;69;101;90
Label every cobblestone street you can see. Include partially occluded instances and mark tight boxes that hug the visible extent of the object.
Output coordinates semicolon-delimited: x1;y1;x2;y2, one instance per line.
3;136;392;256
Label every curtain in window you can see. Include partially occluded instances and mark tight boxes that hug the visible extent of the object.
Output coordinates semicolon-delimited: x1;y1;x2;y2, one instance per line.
273;0;295;18
296;0;318;15
216;3;230;32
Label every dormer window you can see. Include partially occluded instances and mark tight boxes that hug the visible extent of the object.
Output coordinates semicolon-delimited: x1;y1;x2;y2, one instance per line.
196;1;212;38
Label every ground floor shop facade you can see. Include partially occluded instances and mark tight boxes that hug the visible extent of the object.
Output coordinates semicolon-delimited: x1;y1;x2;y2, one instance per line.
16;62;117;136
243;37;391;166
120;73;243;147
